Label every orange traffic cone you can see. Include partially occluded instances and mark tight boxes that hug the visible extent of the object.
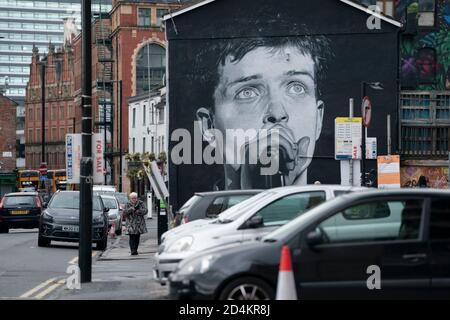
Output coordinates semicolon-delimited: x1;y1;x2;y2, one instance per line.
276;245;297;300
109;221;116;238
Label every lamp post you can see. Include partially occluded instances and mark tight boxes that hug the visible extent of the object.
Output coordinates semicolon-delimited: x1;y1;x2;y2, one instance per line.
361;81;384;187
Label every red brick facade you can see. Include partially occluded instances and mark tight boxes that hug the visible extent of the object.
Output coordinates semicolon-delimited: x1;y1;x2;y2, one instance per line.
25;44;79;170
109;0;181;191
0;93;17;173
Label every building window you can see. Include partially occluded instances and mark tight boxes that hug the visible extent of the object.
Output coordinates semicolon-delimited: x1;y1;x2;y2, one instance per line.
132;108;136;128
143;105;146;126
159;106;164;124
418;0;436;27
36;128;40;143
151;137;154;153
28;129;33;143
375;0;394;17
143;137;146;153
52;127;57;141
132;138;136;153
28;107;33;121
60;127;65;140
156;9;168;26
136;44;165;95
138;8;151;26
36;107;40;121
60;105;64;119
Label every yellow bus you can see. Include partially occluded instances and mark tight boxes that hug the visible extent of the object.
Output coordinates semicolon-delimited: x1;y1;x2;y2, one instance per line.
47;169;67;193
17;170;40;191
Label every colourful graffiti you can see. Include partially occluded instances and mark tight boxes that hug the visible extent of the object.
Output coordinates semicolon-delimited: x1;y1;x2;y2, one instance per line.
401;165;449;188
397;0;450;90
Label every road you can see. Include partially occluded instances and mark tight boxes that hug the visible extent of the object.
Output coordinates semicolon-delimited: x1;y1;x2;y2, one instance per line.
0;228;101;299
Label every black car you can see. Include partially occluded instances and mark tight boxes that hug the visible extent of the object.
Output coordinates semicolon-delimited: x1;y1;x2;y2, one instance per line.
169;189;450;300
0;192;44;233
38;191;109;250
174;190;263;226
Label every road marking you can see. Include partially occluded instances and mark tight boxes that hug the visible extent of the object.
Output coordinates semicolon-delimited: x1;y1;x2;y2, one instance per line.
19;278;57;298
34;282;62;299
68;251;98;265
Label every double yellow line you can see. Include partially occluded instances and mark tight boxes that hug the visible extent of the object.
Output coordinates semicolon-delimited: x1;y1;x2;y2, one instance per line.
19;251;98;299
19;278;65;299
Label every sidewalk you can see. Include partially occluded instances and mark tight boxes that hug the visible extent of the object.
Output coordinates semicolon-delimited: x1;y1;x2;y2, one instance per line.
48;216;171;300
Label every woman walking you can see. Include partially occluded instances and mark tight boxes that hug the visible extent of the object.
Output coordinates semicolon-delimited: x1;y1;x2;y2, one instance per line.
123;192;148;255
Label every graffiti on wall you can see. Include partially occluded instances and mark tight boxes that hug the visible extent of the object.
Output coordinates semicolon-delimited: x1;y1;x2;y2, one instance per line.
401;165;449;188
398;0;450;90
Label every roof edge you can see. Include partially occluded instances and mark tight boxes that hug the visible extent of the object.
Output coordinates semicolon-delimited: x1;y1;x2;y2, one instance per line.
340;0;403;28
164;0;403;28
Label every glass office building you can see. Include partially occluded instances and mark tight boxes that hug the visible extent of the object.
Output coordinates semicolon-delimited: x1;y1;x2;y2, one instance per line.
0;0;111;168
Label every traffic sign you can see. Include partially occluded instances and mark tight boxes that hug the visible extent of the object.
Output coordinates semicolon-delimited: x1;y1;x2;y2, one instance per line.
39;163;48;176
362;96;372;128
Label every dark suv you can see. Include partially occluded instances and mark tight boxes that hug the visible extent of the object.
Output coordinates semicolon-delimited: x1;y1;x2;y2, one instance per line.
38;191;109;250
0;192;44;233
175;190;263;226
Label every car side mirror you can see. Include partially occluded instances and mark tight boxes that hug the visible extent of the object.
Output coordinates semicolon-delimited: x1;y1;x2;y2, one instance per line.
103;207;110;213
306;230;323;247
244;216;264;229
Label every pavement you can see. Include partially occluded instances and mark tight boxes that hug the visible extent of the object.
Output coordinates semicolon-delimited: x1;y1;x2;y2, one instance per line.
46;216;172;300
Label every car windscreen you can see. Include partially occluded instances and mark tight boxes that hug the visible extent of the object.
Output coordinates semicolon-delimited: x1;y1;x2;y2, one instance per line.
114;193;129;204
179;195;202;212
49;193;102;211
102;198;118;209
218;191;275;222
3;196;36;208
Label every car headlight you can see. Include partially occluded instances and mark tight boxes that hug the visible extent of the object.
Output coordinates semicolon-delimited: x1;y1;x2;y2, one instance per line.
93;215;104;224
108;213;118;220
166;236;193;253
42;211;54;223
176;254;218;276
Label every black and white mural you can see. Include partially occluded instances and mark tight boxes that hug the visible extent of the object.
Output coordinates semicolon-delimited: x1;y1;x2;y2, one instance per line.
166;0;401;208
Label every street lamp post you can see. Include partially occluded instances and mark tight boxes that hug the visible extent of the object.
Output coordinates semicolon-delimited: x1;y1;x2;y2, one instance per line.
40;63;46;169
361;81;384;187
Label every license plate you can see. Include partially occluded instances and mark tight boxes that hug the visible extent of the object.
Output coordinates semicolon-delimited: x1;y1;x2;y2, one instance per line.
62;225;79;232
11;210;29;215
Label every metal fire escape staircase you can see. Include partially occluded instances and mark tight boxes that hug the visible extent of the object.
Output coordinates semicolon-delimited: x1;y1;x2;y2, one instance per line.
94;1;114;163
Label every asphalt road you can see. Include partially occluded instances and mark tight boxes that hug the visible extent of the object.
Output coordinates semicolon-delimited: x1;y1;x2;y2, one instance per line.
0;228;100;299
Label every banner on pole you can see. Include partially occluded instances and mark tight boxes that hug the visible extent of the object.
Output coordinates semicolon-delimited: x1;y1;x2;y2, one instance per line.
66;133;104;184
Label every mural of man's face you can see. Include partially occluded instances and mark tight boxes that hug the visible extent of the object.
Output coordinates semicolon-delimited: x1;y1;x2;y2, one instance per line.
199;45;324;187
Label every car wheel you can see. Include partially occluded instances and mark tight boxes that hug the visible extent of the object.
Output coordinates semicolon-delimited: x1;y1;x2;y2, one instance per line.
38;234;50;247
219;277;275;300
96;237;108;251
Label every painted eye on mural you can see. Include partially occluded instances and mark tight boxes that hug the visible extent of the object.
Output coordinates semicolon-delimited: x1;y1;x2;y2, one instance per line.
286;82;306;96
235;87;260;100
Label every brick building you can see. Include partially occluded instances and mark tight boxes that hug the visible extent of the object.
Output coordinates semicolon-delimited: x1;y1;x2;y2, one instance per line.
0;92;18;195
25;44;79;170
108;0;184;192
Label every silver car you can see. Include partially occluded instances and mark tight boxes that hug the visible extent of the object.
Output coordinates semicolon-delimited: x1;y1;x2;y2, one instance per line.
154;185;367;284
100;194;122;236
